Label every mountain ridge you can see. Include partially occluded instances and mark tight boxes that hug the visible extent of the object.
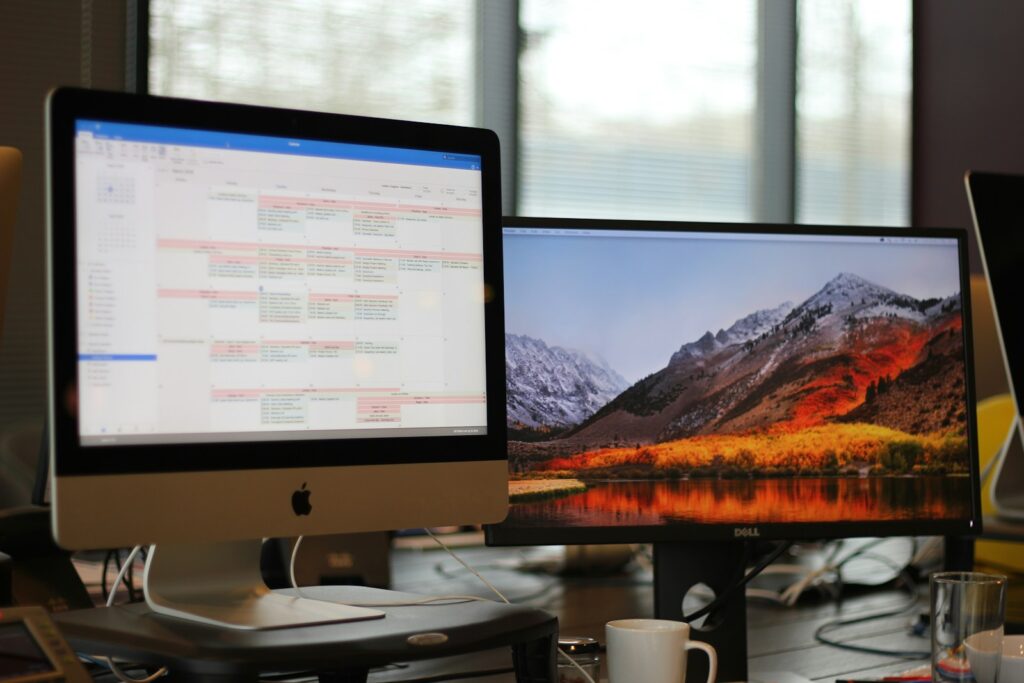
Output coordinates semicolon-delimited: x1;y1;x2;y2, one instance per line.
506;333;628;431
532;272;963;448
670;301;794;364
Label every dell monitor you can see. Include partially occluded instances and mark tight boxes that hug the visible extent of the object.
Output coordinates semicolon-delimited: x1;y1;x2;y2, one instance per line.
488;217;981;681
46;88;507;629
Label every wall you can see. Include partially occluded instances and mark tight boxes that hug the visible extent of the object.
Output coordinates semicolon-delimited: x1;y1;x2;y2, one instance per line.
0;1;127;505
913;0;1024;400
913;0;1024;243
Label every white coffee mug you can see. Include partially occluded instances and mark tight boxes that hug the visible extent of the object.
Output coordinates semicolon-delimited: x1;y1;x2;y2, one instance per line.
606;618;717;683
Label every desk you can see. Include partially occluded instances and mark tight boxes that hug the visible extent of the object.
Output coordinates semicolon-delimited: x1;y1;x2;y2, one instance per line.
388;544;930;683
63;544;929;682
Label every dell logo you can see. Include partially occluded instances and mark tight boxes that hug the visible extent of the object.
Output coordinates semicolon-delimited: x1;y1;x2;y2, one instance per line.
734;527;760;538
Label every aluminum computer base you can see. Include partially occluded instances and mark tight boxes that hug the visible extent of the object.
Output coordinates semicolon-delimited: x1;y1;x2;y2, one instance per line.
144;540;384;630
56;584;558;682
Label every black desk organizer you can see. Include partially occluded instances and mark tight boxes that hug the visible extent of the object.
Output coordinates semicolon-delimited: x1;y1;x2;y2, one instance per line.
55;586;558;682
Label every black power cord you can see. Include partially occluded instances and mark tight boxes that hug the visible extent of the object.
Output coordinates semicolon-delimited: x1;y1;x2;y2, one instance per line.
101;549;114;601
681;540;793;624
813;570;929;658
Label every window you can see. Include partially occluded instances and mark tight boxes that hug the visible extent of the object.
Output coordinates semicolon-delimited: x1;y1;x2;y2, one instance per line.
518;1;756;222
148;0;912;226
796;0;912;226
149;0;475;126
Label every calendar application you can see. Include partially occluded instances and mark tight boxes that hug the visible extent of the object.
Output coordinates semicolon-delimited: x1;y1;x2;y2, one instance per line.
74;121;488;445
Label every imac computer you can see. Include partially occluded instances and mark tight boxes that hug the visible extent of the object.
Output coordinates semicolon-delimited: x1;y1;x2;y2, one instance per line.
966;171;1024;519
487;217;982;681
46;88;507;629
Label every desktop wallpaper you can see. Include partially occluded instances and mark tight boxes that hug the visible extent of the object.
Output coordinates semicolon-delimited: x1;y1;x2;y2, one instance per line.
502;230;973;528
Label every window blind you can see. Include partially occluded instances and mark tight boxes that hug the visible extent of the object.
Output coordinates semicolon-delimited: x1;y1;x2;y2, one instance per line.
518;0;757;222
796;0;911;226
150;0;476;126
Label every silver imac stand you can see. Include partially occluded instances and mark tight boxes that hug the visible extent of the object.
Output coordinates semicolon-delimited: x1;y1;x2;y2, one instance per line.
143;540;384;630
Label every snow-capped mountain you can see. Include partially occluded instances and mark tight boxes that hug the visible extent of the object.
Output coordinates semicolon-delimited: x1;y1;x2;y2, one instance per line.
924;292;961;317
793;272;942;323
670;301;794;364
800;272;896;312
566;272;963;446
506;334;629;429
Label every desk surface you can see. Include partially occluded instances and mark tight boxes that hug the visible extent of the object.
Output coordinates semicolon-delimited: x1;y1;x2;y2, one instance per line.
385;543;930;683
72;542;930;682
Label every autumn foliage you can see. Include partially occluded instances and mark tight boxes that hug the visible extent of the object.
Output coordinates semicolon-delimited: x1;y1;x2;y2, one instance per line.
786;316;962;428
534;422;967;479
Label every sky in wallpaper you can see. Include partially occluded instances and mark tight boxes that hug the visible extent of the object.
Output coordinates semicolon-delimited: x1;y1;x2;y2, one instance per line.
504;230;961;382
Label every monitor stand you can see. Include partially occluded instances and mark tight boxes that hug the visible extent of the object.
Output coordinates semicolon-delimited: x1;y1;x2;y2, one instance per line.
143;540;385;630
654;541;748;683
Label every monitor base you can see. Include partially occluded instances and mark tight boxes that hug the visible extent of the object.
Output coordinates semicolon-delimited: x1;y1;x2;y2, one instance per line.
654;541;748;683
143;539;385;630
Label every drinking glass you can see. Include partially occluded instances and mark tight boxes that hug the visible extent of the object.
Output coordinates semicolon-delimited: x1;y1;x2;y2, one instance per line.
931;572;1007;683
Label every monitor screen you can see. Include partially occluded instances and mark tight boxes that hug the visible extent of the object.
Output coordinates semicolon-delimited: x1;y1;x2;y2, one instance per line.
73;120;487;447
47;89;507;552
489;219;980;543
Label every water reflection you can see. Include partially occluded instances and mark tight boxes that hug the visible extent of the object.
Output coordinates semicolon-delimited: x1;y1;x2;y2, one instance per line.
507;477;971;527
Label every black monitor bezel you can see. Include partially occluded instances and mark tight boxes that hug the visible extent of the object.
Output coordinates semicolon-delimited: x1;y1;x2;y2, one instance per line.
48;87;506;476
486;216;982;544
965;170;1024;415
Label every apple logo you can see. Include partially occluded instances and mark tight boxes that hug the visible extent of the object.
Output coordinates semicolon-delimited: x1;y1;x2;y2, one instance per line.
291;482;312;516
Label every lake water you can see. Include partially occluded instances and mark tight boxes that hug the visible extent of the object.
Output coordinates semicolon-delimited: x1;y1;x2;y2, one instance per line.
506;476;972;527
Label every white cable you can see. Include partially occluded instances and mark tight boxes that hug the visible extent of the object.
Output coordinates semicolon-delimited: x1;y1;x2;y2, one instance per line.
424;530;596;683
775;539;913;607
423;529;510;604
289;535;308;598
99;545;167;683
287;532;595;683
348;595;495;607
104;546;141;608
779;564;833;606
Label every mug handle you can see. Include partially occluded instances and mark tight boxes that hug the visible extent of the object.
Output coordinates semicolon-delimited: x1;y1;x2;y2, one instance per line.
684;640;718;683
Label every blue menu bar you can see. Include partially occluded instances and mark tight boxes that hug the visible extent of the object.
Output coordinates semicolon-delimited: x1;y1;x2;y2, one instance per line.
76;120;482;171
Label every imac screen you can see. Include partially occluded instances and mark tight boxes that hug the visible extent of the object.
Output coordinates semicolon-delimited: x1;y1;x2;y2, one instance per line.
501;224;974;534
73;120;488;446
